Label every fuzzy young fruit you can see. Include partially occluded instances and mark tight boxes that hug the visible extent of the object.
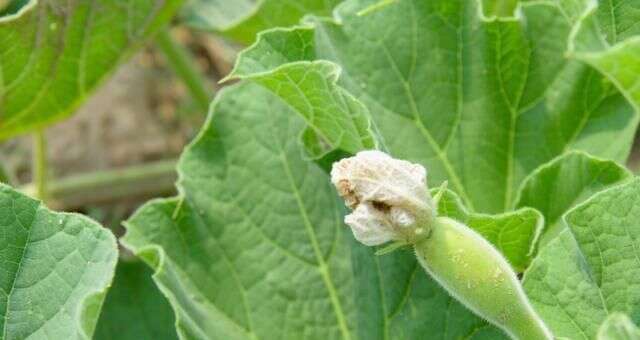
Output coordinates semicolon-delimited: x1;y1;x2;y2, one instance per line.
415;217;552;340
331;151;552;340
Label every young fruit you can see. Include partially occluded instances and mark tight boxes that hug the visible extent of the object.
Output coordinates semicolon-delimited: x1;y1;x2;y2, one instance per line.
331;150;552;340
415;217;552;340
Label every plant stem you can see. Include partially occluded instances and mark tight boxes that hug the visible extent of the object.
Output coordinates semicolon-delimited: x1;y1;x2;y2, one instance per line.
21;159;178;210
33;129;48;202
156;29;212;112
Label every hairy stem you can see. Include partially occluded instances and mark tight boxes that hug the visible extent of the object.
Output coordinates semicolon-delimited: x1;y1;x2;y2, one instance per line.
21;159;177;210
32;129;48;202
156;29;212;112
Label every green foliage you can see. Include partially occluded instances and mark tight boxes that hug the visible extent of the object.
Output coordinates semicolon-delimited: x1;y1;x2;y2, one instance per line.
229;0;639;214
180;0;341;44
122;0;640;339
524;179;640;339
515;152;632;245
0;0;183;139
95;260;177;340
0;184;117;339
124;83;357;339
2;0;640;338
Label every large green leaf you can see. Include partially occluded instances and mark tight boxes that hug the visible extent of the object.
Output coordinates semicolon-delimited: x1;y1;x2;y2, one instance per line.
229;0;640;214
123;83;357;339
180;0;341;44
523;179;640;339
0;183;118;339
515;151;632;245
94;260;178;340
0;0;183;139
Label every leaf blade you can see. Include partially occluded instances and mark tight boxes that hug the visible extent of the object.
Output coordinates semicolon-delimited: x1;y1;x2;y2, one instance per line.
123;83;357;339
515;151;632;245
524;178;640;339
0;183;118;340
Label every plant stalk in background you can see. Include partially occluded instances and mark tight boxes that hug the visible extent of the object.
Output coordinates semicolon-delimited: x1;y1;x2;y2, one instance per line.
156;29;213;112
32;129;49;202
331;150;553;340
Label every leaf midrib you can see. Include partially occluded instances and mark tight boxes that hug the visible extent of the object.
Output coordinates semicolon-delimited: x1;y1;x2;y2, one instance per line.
278;151;352;340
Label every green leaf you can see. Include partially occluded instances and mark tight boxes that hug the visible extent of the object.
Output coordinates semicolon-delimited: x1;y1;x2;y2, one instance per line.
434;189;543;271
569;0;640;112
598;313;640;340
123;83;357;339
225;28;378;156
0;0;183;140
515;151;632;246
0;0;32;17
94;260;178;340
180;0;342;44
229;0;640;214
0;183;118;339
523;178;640;339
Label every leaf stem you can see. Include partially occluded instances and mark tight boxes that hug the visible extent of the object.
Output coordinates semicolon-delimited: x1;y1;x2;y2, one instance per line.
21;159;178;210
32;129;48;202
156;29;212;112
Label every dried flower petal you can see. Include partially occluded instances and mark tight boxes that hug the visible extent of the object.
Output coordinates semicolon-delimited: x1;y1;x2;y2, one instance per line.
344;203;395;246
331;150;435;245
330;150;432;211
